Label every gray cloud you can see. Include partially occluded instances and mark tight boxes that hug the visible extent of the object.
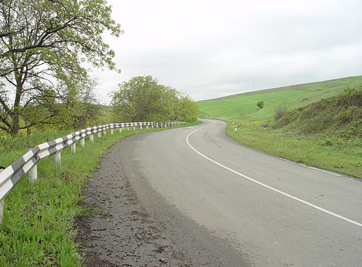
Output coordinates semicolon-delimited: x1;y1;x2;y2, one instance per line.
94;0;362;103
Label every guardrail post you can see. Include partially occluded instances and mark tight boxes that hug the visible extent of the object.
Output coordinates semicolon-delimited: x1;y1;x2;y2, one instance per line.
90;134;94;142
103;129;106;136
127;127;129;131
55;151;61;165
0;169;3;224
80;138;85;147
71;143;76;153
0;197;3;224
29;164;37;183
98;131;101;138
111;129;114;134
119;128;122;133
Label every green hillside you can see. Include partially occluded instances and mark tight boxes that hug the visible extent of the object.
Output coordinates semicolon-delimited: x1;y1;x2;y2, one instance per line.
198;76;362;119
273;86;362;138
198;76;362;178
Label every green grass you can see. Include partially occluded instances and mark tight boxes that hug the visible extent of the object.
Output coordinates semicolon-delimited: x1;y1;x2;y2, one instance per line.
198;76;362;119
226;122;362;178
198;76;362;178
0;122;196;266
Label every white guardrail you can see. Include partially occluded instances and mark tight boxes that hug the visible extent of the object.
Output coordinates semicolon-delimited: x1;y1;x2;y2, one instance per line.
0;121;184;223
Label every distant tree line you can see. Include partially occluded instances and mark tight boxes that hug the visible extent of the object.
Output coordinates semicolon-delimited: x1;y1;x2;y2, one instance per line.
111;76;198;123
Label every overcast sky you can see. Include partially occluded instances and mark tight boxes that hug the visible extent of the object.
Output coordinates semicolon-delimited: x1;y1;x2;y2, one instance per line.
94;0;362;104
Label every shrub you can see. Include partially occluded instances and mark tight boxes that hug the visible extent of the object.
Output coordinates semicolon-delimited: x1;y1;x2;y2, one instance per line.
257;101;264;109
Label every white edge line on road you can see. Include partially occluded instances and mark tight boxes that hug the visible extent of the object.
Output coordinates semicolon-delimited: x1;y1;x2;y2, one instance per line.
186;126;362;228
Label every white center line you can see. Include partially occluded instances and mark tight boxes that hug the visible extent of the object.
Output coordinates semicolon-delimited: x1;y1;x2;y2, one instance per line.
186;126;362;228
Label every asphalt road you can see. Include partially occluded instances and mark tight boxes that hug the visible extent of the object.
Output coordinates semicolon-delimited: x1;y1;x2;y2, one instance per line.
121;119;362;266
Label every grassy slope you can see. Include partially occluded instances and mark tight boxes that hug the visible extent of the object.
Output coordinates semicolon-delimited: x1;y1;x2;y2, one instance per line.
198;76;362;119
197;76;362;178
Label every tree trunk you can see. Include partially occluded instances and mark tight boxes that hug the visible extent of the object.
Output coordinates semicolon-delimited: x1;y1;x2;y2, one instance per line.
11;112;20;136
11;68;23;136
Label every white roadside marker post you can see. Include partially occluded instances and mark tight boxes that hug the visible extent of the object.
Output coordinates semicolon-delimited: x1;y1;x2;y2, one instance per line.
0;168;3;224
55;151;61;165
80;138;85;147
71;143;76;153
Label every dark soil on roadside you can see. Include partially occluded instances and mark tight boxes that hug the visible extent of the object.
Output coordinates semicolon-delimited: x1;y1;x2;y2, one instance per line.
74;142;192;266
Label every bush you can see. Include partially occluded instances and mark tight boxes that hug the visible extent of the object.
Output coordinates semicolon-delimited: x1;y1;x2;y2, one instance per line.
257;101;264;109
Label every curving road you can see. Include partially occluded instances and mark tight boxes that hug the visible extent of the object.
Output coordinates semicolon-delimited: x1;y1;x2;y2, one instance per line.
119;119;362;266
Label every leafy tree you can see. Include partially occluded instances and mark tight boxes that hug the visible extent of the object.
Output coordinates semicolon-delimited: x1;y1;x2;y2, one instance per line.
65;79;102;129
0;0;121;135
111;75;198;122
112;76;167;122
178;95;199;122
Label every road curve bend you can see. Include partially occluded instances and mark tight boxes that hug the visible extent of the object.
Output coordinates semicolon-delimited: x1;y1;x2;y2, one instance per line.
110;119;362;266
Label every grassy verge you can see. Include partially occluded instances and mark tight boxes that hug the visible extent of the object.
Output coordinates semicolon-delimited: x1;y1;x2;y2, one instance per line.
226;121;362;178
224;87;362;178
0;122;196;266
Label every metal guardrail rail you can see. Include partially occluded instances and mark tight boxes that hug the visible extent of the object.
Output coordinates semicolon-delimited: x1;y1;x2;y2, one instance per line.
0;121;184;223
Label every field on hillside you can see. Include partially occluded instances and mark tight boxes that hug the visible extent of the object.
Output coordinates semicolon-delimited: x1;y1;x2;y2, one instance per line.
198;76;362;119
198;76;362;178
